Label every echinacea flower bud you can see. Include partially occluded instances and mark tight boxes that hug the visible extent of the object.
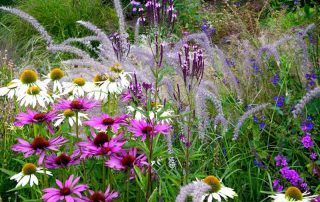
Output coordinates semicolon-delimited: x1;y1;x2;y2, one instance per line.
204;176;221;192
27;86;41;95
73;77;86;86
20;69;38;84
285;187;303;201
22;163;37;175
63;109;75;117
49;68;64;80
110;63;123;73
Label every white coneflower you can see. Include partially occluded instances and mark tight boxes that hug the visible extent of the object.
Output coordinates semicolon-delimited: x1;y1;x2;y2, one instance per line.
62;77;94;98
54;109;88;127
43;67;65;94
270;186;316;202
87;73;110;101
201;176;238;202
105;63;131;94
0;81;19;99
12;69;47;94
17;86;53;108
126;105;173;123
10;163;52;188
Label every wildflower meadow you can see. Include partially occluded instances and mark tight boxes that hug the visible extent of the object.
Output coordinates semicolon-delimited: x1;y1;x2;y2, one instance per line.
0;0;319;201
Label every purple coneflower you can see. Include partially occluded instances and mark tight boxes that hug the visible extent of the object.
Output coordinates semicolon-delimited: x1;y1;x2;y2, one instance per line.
105;148;148;176
12;136;67;165
128;119;171;140
14;109;56;134
42;175;88;202
84;114;127;131
54;98;98;111
78;131;125;158
45;152;80;169
83;186;119;202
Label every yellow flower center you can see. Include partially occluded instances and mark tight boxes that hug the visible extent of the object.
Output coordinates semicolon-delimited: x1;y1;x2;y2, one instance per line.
22;163;37;175
49;68;64;80
27;86;41;95
19;69;38;84
204;176;221;193
93;74;107;85
73;77;86;86
285;187;303;201
109;63;123;73
63;109;75;117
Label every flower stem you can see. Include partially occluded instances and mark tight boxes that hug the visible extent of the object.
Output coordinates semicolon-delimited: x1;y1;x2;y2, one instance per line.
33;123;38;137
126;169;130;202
75;111;87;183
102;159;106;190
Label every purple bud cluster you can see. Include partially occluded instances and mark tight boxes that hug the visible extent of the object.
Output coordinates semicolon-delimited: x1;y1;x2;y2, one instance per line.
178;44;205;89
131;0;177;29
110;32;130;61
121;74;144;103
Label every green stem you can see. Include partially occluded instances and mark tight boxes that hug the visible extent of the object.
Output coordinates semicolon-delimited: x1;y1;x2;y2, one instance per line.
102;159;106;190
126;169;130;202
75;111;87;183
42;161;48;188
33;123;38;137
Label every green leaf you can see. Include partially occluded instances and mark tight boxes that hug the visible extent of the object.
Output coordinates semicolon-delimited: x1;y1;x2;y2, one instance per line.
0;168;16;176
148;187;158;202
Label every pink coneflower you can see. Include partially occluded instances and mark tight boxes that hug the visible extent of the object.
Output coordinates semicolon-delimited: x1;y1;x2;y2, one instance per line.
83;186;119;202
78;131;125;158
105;148;148;177
42;175;88;202
45;152;80;169
54;98;98;111
12;136;67;165
84;114;127;131
14;109;56;134
128;119;171;140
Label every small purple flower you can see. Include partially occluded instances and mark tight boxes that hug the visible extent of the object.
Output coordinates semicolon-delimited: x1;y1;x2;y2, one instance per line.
42;175;88;202
275;154;288;167
310;152;318;160
271;73;280;85
300;120;313;132
301;135;314;148
279;167;307;190
253;116;259;123
259;122;266;129
273;96;285;108
272;179;283;192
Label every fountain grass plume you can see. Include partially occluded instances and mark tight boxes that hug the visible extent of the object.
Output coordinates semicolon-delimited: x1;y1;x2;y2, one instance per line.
215;46;242;102
175;181;211;202
0;6;53;45
233;103;270;140
292;87;320;118
113;0;126;35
